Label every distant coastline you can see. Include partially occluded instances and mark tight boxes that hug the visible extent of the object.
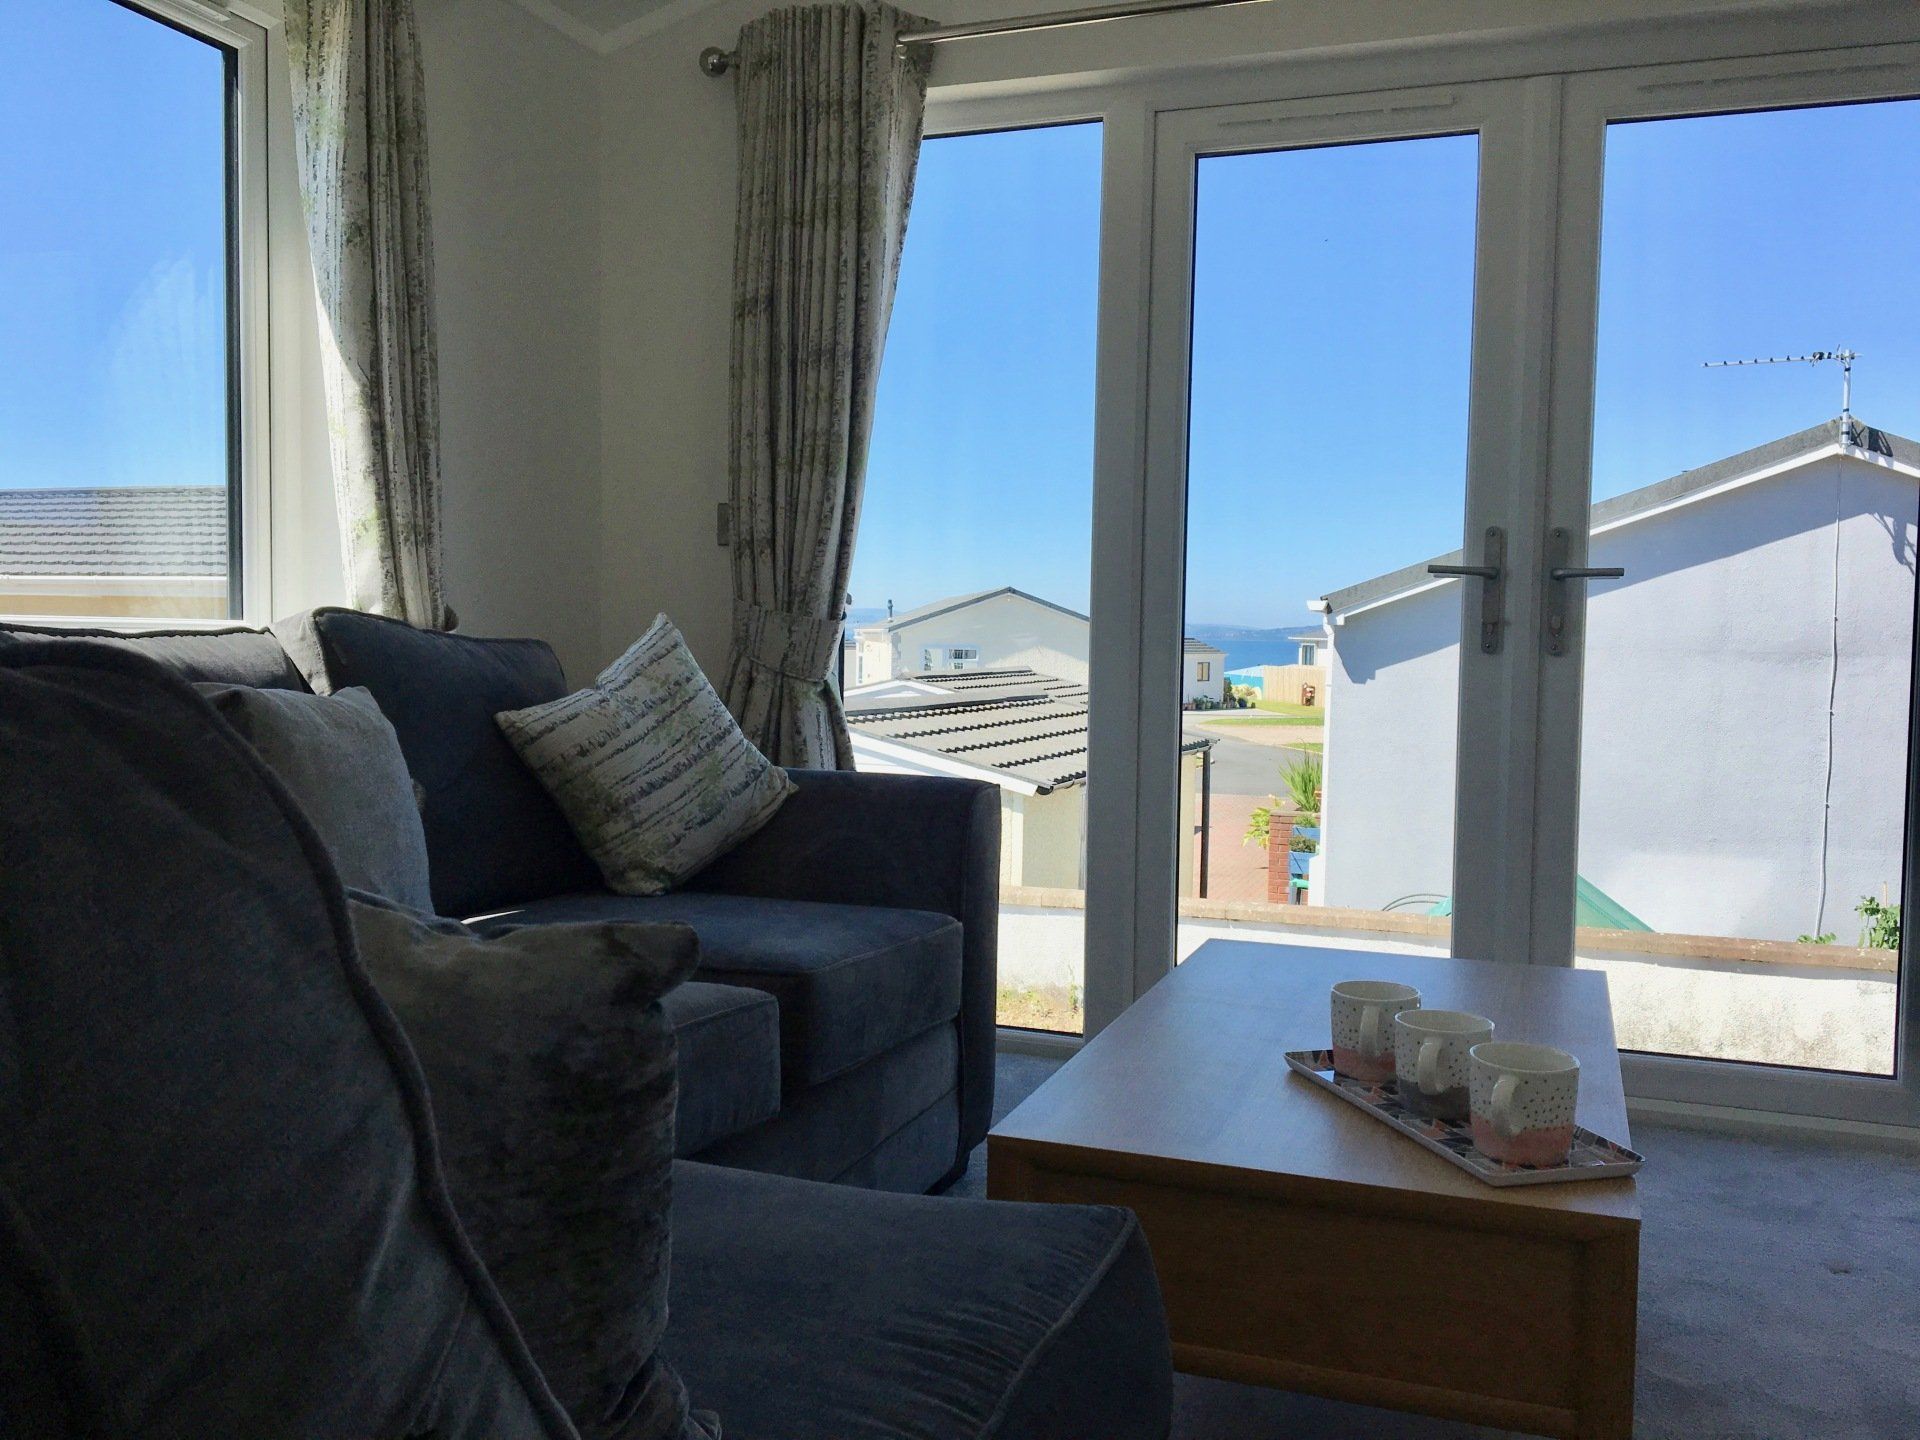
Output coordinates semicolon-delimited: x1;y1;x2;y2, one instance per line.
845;606;1311;675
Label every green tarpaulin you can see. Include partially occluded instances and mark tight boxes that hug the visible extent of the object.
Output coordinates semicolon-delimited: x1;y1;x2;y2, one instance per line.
1427;876;1651;931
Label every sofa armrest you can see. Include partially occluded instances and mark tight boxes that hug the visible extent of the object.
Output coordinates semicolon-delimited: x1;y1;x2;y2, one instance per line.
685;769;1001;1167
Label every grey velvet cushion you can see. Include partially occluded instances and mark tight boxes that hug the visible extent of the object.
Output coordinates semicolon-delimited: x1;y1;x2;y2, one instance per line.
0;643;576;1439
471;892;963;1091
273;606;600;915
348;897;717;1440
661;982;783;1156
0;618;310;689
667;1160;1173;1440
199;683;434;911
495;615;795;896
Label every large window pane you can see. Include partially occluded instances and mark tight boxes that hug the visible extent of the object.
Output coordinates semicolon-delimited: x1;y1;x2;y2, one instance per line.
846;122;1102;1034
1577;99;1920;1074
0;0;234;619
1175;134;1478;966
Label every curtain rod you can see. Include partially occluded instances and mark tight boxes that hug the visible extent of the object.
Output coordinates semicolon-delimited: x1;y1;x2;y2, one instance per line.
699;0;1271;77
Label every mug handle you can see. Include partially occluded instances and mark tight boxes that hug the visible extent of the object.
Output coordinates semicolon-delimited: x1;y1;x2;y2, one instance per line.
1360;1003;1382;1057
1489;1074;1521;1137
1417;1037;1443;1095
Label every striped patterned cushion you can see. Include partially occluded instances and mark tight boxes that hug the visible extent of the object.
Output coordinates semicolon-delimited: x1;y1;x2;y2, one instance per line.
494;616;795;895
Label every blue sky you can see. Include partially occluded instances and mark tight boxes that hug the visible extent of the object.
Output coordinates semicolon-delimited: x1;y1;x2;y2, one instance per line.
6;4;1917;626
0;0;228;494
855;100;1920;628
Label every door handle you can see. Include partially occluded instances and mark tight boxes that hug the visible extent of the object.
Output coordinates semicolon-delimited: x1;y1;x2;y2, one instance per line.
1544;528;1625;655
1427;526;1505;654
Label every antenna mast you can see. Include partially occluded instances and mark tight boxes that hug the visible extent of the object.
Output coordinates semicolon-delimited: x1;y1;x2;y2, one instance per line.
1703;349;1859;443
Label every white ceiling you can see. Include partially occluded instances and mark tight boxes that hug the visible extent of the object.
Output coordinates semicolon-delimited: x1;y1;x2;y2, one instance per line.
506;0;723;54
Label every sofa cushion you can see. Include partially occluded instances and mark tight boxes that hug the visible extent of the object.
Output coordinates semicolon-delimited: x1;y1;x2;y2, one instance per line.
0;619;309;689
495;614;795;896
200;684;434;911
696;1023;957;1191
348;897;713;1440
0;643;575;1440
275;607;600;915
0;1182;109;1440
473;892;963;1090
664;982;783;1157
666;1160;1173;1440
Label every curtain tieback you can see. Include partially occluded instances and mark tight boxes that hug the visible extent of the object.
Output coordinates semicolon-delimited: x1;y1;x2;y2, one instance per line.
732;602;844;682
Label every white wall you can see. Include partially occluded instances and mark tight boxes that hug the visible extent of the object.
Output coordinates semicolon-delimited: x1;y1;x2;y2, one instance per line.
1183;651;1225;705
1324;454;1918;941
1320;584;1461;913
417;0;605;680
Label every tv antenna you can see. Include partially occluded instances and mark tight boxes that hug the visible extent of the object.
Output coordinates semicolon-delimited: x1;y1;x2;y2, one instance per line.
1703;349;1859;442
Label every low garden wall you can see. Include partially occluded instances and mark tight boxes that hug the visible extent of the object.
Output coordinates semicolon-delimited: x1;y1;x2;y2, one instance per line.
997;887;1896;1074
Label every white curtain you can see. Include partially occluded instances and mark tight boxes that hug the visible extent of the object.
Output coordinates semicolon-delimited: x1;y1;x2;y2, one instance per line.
722;2;929;767
286;0;449;628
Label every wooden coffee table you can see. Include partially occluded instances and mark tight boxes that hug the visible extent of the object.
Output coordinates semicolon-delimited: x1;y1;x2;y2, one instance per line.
988;942;1639;1440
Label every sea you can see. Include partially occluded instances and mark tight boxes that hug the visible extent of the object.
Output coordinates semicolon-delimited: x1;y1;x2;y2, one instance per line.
846;607;1306;676
1214;639;1308;674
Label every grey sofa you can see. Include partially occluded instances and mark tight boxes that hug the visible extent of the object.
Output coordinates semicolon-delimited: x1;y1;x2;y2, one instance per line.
3;610;998;1195
0;638;1175;1439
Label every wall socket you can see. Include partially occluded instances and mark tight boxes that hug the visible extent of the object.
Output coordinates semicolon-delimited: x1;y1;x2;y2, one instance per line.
716;501;732;547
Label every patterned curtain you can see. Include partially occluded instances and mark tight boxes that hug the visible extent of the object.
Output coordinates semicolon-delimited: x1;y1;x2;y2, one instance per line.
723;2;929;767
286;0;449;629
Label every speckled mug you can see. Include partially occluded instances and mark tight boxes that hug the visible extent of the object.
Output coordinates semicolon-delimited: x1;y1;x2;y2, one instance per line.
1330;980;1421;1084
1469;1042;1580;1166
1393;1009;1494;1120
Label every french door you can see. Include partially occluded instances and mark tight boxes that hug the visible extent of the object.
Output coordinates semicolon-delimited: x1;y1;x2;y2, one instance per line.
1135;80;1560;988
1094;48;1920;1124
1538;54;1920;1119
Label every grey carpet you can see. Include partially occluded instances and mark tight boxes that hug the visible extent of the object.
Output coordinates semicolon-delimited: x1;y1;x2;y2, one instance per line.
954;1051;1920;1440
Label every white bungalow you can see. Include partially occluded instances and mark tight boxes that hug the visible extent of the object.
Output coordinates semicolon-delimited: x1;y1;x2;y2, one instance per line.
1314;419;1919;943
851;587;1091;686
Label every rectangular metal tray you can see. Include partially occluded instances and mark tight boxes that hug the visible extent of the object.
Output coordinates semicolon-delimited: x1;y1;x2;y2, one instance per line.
1284;1048;1644;1188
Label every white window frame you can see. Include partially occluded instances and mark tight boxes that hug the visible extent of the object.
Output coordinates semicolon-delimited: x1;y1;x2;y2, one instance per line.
1142;76;1556;992
1535;45;1920;1127
4;0;280;628
923;5;1920;1122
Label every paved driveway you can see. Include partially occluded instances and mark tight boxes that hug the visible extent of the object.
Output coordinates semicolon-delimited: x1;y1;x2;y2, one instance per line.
1183;718;1317;798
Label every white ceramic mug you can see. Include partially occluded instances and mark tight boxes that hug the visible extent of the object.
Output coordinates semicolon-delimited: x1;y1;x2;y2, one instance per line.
1469;1042;1581;1166
1393;1009;1494;1121
1330;980;1421;1084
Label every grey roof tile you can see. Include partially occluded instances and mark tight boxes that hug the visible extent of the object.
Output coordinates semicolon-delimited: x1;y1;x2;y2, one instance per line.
848;666;1210;791
0;486;228;577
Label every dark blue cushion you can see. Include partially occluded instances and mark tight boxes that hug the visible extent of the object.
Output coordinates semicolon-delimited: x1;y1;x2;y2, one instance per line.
473;892;963;1090
275;607;600;916
663;982;782;1157
200;684;435;912
0;1183;108;1440
0;619;309;689
684;769;1001;1180
0;643;574;1439
666;1161;1173;1440
696;1025;956;1191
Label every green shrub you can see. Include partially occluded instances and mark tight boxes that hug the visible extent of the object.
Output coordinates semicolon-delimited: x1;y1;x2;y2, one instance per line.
1857;895;1900;950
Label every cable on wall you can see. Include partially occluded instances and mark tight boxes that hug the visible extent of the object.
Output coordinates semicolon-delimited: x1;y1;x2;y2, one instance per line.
1813;456;1844;939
